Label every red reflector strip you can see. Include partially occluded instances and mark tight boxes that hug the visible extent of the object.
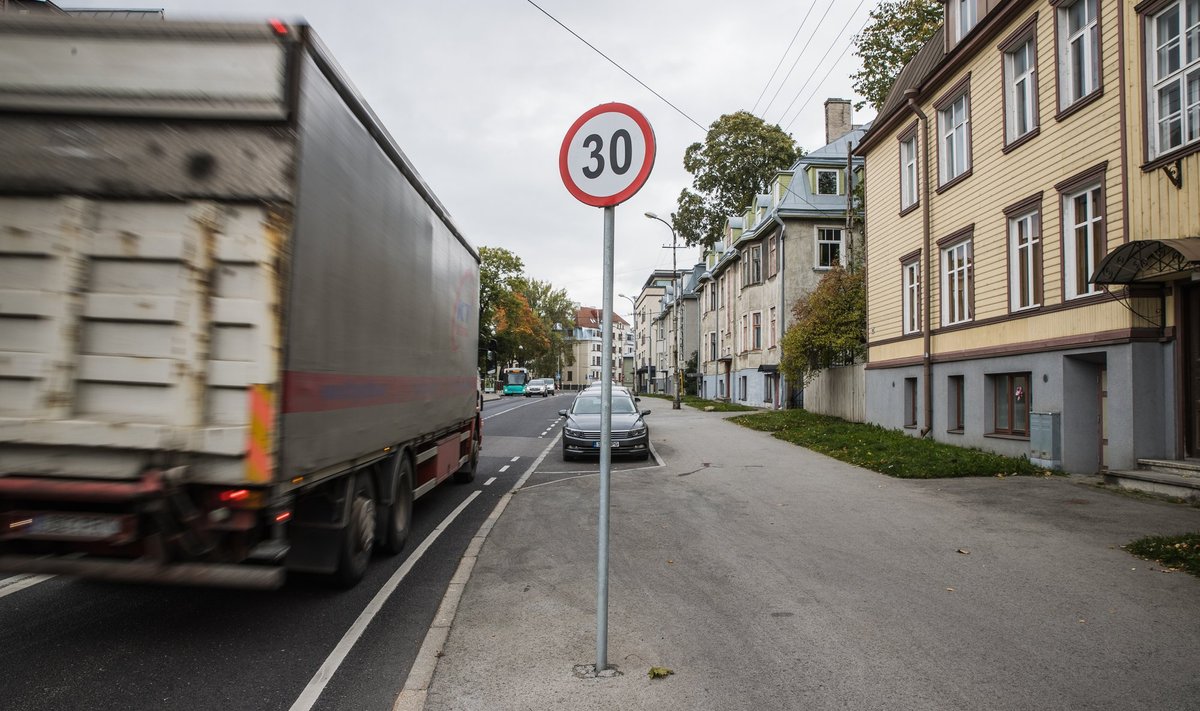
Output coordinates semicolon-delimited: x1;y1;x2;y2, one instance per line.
269;19;288;35
220;489;250;502
275;511;292;523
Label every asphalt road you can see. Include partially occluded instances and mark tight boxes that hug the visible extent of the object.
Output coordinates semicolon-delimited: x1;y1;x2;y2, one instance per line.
0;394;570;711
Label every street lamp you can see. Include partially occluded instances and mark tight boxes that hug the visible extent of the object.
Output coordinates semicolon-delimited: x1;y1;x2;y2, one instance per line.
618;293;638;395
645;212;682;410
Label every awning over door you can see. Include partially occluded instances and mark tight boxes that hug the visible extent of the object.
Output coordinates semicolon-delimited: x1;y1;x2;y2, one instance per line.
757;364;779;373
1091;237;1200;285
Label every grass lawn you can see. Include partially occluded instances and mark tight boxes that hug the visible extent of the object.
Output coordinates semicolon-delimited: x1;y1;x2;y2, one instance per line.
638;393;757;412
730;408;1047;479
1123;533;1200;577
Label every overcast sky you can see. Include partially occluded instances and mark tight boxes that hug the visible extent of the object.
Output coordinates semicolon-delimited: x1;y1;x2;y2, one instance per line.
65;0;877;319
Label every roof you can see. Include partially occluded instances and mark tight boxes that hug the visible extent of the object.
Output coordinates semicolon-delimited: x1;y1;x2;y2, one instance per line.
574;306;628;328
856;26;945;154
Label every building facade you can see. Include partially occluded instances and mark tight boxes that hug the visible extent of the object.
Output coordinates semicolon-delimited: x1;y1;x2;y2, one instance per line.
698;100;866;408
563;306;629;390
857;0;1200;491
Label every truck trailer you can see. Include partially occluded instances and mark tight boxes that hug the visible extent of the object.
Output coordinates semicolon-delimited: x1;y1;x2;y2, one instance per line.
0;16;482;588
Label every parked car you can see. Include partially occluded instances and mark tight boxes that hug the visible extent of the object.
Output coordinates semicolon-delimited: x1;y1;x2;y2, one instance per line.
541;378;557;396
525;379;547;397
559;392;651;461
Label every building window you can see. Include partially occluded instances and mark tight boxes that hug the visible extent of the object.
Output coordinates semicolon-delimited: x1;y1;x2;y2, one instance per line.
904;377;918;427
900;131;919;210
1058;0;1101;110
948;375;965;432
1008;208;1042;311
956;0;978;42
941;238;973;326
992;373;1031;436
740;314;749;352
1004;33;1038;144
764;375;774;403
816;168;841;195
708;283;717;311
1148;0;1200;159
902;256;921;334
567;371;573;382
739;375;748;401
750;244;762;283
752;312;762;350
1062;182;1104;299
769;307;777;348
938;91;971;185
816;227;845;269
767;236;778;278
708;331;717;361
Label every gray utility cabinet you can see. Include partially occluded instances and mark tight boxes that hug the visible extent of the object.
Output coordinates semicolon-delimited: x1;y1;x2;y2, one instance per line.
1030;412;1062;470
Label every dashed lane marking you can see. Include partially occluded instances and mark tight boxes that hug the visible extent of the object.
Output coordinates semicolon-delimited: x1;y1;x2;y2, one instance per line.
0;574;54;600
483;477;497;486
498;465;509;473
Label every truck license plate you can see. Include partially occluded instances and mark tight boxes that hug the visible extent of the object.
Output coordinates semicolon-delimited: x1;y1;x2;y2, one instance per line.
30;513;121;539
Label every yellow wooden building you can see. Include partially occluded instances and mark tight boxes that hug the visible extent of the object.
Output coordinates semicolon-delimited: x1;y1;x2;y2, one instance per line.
856;0;1200;494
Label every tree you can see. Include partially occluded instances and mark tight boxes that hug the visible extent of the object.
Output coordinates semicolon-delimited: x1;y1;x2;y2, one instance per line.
672;111;800;250
780;267;866;387
520;278;577;378
849;0;942;111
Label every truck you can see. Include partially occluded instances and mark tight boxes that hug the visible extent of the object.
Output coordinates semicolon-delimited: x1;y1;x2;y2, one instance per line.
0;16;482;589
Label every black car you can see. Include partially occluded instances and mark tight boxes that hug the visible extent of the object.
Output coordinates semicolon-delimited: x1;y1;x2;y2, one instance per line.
559;392;651;461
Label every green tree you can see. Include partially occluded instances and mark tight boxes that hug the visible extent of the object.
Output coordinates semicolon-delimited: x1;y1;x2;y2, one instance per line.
780;268;866;386
673;111;800;250
850;0;942;111
479;246;525;369
520;278;577;378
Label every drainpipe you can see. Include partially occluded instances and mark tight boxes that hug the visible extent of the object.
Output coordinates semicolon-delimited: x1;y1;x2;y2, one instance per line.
906;90;934;438
773;214;787;409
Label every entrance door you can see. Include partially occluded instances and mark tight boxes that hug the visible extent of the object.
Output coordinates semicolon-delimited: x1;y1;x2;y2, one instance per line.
1186;286;1200;456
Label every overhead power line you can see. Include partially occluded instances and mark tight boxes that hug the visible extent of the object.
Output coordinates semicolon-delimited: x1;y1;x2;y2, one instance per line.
783;16;871;132
749;4;818;116
758;1;836;119
524;0;706;132
773;0;869;128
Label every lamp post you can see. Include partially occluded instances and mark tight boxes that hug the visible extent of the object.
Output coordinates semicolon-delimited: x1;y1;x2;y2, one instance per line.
645;212;682;410
618;293;638;395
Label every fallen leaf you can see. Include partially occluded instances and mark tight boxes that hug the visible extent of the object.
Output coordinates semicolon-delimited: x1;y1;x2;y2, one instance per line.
946;587;955;592
667;560;674;565
648;666;674;679
956;549;970;555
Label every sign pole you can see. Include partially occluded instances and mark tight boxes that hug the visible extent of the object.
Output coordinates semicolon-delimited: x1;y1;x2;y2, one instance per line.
596;204;615;671
558;101;654;674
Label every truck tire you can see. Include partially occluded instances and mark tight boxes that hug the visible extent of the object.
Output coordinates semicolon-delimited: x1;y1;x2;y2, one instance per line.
334;471;376;587
454;430;479;483
380;455;413;555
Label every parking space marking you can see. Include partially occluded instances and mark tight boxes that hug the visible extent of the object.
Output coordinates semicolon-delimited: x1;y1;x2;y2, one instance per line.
483;477;497;486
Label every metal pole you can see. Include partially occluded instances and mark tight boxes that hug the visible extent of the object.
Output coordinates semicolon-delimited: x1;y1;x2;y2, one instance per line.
596;205;614;671
672;231;681;409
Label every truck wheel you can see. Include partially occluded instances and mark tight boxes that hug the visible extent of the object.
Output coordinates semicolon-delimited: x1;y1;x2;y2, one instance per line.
380;455;413;555
454;432;479;484
334;471;376;587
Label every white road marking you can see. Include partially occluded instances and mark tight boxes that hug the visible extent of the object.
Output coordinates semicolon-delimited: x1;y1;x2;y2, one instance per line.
498;465;509;473
0;574;54;599
395;433;561;710
288;491;482;711
510;457;519;462
483;477;497;486
482;399;540;421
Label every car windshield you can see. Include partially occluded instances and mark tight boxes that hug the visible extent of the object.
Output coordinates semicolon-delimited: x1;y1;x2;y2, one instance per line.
572;395;636;415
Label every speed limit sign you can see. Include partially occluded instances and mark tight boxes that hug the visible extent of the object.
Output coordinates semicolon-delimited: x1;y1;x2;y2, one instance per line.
559;103;656;207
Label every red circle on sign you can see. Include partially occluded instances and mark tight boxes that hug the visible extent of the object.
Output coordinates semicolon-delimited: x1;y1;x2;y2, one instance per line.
559;102;656;207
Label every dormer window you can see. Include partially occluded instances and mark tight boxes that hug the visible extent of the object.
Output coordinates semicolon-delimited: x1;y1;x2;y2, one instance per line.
815;168;841;195
956;0;977;42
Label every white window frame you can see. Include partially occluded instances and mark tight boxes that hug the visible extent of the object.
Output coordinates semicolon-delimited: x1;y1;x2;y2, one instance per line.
815;168;841;195
938;92;971;184
902;258;921;335
941;240;973;326
708;331;718;361
815;226;845;269
1063;184;1104;299
956;0;978;42
749;244;763;283
1005;36;1037;142
751;311;762;350
1058;0;1100;109
1008;211;1041;311
1148;0;1200;158
900;134;919;210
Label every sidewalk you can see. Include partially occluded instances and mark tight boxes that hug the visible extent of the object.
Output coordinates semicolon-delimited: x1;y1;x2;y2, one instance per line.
410;404;1200;710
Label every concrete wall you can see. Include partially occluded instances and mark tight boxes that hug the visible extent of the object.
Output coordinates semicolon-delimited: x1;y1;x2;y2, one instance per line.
865;342;1176;473
804;363;866;422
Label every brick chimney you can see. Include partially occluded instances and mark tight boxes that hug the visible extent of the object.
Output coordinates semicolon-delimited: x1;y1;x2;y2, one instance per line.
824;98;852;144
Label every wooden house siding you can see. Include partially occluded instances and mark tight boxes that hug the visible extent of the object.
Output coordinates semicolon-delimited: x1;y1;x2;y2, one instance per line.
866;0;1135;366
